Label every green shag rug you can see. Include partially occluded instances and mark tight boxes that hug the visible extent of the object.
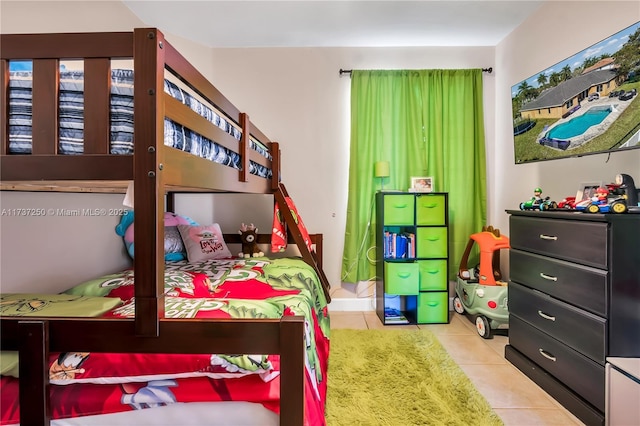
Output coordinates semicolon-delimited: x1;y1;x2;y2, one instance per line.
326;328;503;426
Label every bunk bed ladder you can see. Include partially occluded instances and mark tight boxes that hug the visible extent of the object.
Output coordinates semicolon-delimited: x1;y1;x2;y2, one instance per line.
274;183;332;303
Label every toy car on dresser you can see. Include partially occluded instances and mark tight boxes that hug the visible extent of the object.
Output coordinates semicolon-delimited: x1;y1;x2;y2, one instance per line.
557;196;576;210
453;226;510;339
519;188;557;211
576;184;628;214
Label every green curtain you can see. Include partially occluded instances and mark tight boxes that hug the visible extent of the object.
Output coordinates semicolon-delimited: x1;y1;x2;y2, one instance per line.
341;69;487;283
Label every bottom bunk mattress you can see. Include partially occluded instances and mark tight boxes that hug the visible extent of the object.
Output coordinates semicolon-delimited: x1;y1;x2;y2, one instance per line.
0;256;330;426
3;402;279;426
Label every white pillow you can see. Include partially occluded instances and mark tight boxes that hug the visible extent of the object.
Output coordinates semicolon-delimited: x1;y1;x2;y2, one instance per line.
177;223;232;262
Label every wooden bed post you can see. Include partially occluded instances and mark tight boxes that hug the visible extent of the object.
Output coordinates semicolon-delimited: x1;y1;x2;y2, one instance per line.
83;58;111;154
133;28;166;337
19;320;51;425
274;183;332;302
279;316;305;425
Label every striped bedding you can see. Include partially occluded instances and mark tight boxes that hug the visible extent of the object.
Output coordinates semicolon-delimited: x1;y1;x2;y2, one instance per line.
8;69;271;179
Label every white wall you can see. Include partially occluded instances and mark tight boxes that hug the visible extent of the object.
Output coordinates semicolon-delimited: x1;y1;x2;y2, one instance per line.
0;192;133;293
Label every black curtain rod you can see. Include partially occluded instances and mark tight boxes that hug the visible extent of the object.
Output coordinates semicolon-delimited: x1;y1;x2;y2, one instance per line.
339;67;493;76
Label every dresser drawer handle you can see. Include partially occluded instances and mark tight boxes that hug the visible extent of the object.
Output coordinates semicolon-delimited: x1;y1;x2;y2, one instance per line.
537;310;556;321
538;349;557;362
539;273;558;282
539;234;558;241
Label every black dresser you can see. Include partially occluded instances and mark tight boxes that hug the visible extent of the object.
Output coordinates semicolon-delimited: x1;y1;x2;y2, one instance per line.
505;210;640;426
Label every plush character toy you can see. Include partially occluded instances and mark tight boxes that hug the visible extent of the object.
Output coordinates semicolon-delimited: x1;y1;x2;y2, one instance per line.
238;223;264;258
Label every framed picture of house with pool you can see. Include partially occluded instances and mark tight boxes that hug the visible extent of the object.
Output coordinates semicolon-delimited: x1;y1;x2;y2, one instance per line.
511;21;640;164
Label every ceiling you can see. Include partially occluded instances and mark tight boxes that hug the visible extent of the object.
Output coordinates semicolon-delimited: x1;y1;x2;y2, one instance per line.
122;0;545;48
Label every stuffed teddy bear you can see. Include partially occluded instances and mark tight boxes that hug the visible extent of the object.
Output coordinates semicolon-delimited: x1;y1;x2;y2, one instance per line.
238;223;264;258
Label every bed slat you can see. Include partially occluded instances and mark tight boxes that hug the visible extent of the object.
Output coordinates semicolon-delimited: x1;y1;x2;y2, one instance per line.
1;59;7;155
271;142;281;191
164;94;242;154
32;59;59;154
240;113;250;182
83;58;111;154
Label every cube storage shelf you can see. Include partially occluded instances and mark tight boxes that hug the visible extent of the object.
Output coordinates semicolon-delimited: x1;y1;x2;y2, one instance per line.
375;192;449;325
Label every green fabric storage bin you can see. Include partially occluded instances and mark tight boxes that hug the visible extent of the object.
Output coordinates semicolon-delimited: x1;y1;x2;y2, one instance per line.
416;194;446;226
417;291;449;323
418;259;448;291
383;194;415;225
384;262;419;295
416;227;448;258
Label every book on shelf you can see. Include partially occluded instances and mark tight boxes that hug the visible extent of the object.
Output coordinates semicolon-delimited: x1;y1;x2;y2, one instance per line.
382;231;415;259
384;307;409;324
385;316;409;324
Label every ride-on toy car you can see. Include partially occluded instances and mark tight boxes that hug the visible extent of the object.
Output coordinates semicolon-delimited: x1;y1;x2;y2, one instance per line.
453;226;510;339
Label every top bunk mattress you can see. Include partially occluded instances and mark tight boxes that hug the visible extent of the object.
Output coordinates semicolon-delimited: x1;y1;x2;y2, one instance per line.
8;68;272;179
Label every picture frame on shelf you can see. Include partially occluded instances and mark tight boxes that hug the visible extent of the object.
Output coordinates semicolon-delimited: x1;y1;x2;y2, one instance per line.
576;181;602;203
409;177;433;193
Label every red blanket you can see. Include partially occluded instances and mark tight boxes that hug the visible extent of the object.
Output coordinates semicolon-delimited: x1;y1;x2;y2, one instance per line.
0;257;330;426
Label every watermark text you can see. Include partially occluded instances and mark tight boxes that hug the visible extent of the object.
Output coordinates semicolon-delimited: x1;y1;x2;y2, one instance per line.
1;208;130;217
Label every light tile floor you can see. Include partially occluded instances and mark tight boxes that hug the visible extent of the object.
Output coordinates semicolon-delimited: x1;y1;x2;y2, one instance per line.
331;311;586;426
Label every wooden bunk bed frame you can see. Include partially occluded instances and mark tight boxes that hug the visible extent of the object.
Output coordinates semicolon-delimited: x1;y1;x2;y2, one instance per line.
0;28;330;426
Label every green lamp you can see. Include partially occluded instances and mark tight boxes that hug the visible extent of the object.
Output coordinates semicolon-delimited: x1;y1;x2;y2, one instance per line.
374;161;390;191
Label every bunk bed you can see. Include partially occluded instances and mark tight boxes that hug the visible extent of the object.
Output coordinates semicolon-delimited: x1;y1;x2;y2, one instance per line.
0;28;331;426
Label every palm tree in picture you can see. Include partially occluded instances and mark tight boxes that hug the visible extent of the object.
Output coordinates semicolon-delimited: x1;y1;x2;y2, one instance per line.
537;73;548;88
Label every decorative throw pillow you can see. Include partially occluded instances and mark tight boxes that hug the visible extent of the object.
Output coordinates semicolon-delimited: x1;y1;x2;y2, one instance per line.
177;223;232;262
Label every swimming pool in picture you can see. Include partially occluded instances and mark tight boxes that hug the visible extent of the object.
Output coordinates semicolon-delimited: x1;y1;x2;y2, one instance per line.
546;106;612;140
